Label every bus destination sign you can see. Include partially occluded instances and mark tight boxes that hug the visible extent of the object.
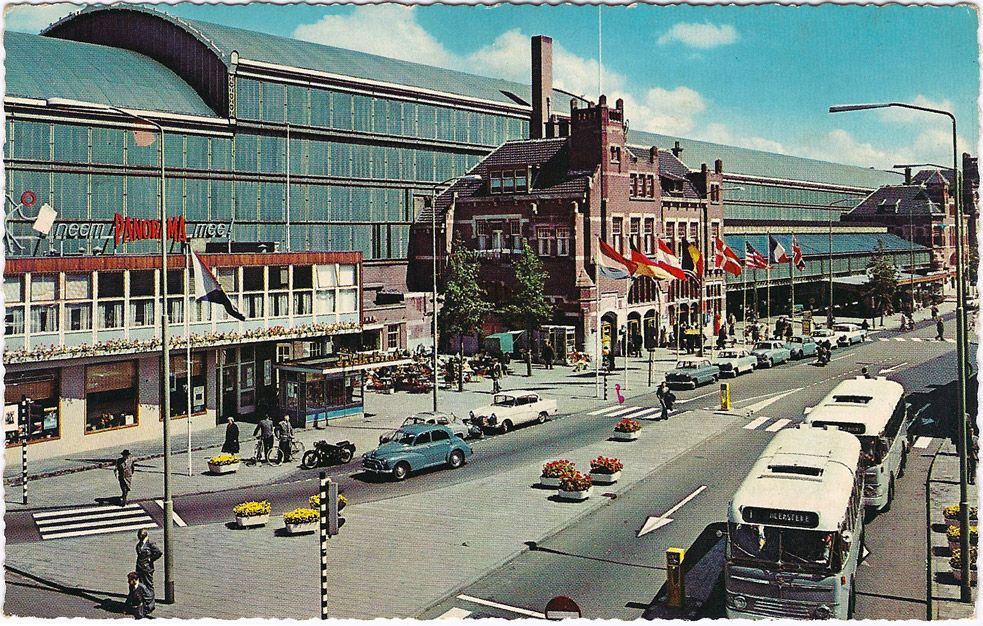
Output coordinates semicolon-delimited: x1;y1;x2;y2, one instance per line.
742;507;820;528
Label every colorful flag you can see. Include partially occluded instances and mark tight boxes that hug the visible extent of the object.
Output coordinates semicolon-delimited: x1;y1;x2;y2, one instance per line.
680;238;700;283
629;241;675;281
191;251;246;321
598;237;636;280
769;235;790;264
688;241;705;280
714;236;743;276
744;241;769;269
656;239;687;281
792;236;806;271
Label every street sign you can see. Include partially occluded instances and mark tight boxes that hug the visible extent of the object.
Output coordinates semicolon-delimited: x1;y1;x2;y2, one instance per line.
544;596;581;620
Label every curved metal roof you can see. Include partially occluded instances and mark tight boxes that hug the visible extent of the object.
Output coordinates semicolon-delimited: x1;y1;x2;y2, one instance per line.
726;232;929;256
4;31;218;118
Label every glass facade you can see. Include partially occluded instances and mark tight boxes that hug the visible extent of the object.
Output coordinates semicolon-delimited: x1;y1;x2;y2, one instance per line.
725;183;865;222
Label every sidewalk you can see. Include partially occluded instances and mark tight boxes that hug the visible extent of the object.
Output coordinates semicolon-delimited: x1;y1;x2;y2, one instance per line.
929;438;979;619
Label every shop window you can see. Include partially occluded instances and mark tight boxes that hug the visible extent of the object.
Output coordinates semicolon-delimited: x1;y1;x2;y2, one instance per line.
5;370;60;445
169;353;206;418
85;361;138;433
31;274;58;301
240;349;256;408
30;304;59;333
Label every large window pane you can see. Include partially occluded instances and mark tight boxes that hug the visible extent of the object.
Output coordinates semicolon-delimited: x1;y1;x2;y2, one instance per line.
259;135;284;173
330;143;351;178
186;179;210;220
212;138;232;171
126;176;158;219
353;94;372;132
90;127;124;165
186;134;209;169
331;91;352;130
262;81;285;123
286;85;309;126
235;134;258;171
53;124;88;162
85;361;137;432
310;88;331;127
91;175;124;219
237;78;261;120
11;120;51;161
235;181;259;221
52;173;88;218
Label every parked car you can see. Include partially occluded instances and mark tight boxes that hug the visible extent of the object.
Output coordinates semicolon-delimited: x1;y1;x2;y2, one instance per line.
361;424;472;481
833;323;868;346
751;341;792;368
469;391;558;434
710;349;757;377
811;328;840;349
379;411;481;444
665;358;721;389
785;335;818;360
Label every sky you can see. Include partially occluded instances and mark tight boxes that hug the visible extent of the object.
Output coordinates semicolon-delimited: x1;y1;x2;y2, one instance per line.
4;1;980;172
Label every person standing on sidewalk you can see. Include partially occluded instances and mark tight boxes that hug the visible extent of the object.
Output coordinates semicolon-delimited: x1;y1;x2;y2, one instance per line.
222;417;240;455
134;528;162;597
936;318;945;341
275;416;294;462
491;359;502;393
125;572;153;619
542;341;555;369
253;415;274;462
114;450;134;506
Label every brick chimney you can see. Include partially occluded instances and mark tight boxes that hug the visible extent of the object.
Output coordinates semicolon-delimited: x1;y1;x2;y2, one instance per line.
531;36;553;140
671;141;683;158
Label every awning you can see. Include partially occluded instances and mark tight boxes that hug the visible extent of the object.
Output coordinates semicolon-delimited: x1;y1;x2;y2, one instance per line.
277;356;415;376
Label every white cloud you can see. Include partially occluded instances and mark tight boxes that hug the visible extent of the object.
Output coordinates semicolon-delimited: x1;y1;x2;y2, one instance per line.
878;95;956;124
4;3;80;34
466;30;528;83
293;5;458;70
795;129;914;169
658;23;738;49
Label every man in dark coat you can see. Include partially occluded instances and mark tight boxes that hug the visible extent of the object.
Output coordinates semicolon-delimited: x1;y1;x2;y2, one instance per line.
936;318;945;341
222;417;240;454
135;528;162;595
275;416;294;462
253;416;274;462
114;450;134;506
542;341;555;369
125;572;154;619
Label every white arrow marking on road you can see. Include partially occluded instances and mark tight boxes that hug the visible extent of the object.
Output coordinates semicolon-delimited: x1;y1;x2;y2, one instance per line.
739;388;803;415
638;485;707;537
456;595;545;619
878;362;909;374
155;500;187;527
677;390;724;405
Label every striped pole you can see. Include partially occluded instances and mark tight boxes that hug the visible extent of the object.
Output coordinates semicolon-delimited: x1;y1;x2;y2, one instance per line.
22;438;27;505
319;472;329;620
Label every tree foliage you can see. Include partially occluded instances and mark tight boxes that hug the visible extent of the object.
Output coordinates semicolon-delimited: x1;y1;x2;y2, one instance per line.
437;238;490;344
501;239;553;333
863;241;899;320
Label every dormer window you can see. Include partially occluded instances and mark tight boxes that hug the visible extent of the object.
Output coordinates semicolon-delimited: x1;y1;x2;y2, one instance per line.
489;168;528;194
515;169;528;192
490;171;502;194
503;171;515;193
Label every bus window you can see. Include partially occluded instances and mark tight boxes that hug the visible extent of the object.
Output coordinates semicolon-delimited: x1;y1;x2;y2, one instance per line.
729;523;780;562
782;530;833;566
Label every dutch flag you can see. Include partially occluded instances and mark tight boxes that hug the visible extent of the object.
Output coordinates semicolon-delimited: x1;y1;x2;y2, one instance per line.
191;251;246;321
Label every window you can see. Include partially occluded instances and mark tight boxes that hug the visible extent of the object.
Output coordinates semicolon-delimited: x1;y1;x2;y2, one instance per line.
610;146;621;163
6;308;25;335
647;175;656;198
476;221;489;250
490;171;502;194
30;275;58;301
503;171;515;193
66;303;92;331
630;218;641;250
630;174;638;198
644;219;655;254
99;301;124;329
5;370;60;445
515;169;528;192
170;353;206;418
431;429;450;443
85;361;138;432
510;220;523;251
387;324;400;350
4;276;24;303
556;228;571;257
665;221;675;252
537;228;555;256
30;305;58;333
612;217;624;255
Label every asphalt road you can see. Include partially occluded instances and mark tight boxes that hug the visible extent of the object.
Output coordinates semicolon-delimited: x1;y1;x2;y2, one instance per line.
417;324;958;620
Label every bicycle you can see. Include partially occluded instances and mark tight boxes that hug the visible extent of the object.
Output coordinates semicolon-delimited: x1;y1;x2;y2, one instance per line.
267;438;305;466
244;437;267;466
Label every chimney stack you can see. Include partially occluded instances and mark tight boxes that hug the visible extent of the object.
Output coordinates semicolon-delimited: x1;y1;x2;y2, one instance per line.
715;159;723;174
649;146;658;164
671;141;683;158
531;36;553;139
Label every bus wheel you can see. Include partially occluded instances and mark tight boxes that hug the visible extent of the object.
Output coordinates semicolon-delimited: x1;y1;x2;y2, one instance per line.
881;475;895;513
848;575;857;618
898;449;907;479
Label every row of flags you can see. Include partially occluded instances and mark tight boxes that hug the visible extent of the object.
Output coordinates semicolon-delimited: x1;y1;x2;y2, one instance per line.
599;234;807;283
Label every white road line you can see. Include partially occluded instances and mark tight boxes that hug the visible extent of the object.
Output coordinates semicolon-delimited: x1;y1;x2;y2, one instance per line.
894;338;906;342
606;406;642;417
629;407;662;419
677;390;720;404
879;338;890;342
41;521;158;541
744;416;770;430
638;485;707;537
831;354;853;362
588;405;626;416
879;362;909;374
156;500;187;527
765;418;791;432
437;608;472;620
457;595;545;619
913;436;933;449
945;338;956;343
34;504;145;519
911;338;923;342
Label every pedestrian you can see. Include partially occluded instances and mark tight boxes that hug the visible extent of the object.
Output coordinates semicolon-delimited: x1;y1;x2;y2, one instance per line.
631;332;643;358
491;359;502;393
125;572;154;619
253;415;274;462
275;416;294;462
717;327;727;350
221;417;240;455
656;382;670;420
751;324;760;342
936;318;945;341
542;341;555;369
784;323;793;341
114;449;134;507
728;313;736;337
861;319;870;332
931;304;939;320
134;528;162;595
861;367;874;379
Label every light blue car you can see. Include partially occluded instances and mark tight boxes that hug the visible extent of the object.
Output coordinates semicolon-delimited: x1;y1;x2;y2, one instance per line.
751;341;792;368
361;423;473;481
785;335;818;360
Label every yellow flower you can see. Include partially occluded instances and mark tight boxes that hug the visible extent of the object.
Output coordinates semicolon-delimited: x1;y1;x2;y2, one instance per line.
283;508;319;524
209;454;241;466
233;501;271;517
309;494;349;510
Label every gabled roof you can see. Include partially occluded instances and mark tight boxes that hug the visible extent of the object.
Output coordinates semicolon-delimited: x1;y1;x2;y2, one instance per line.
848;185;943;218
911;168;956;188
3;31;218;118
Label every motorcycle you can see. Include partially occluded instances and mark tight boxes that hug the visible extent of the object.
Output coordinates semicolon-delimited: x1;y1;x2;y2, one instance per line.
301;440;356;469
816;344;831;367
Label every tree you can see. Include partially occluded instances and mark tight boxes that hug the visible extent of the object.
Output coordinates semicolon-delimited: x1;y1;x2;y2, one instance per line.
437;238;490;391
863;241;899;327
501;239;554;376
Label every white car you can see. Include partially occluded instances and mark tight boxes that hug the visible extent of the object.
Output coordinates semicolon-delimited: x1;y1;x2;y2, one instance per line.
812;328;839;349
833;323;868;346
711;349;757;377
469;391;558;434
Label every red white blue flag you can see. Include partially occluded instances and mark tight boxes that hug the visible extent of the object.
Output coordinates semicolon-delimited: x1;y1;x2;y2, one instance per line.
191;251;245;321
744;241;769;269
769;235;790;265
598;237;636;280
792;236;806;271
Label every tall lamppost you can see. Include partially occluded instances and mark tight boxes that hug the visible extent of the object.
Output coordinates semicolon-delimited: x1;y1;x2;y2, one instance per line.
430;175;482;411
46;98;175;604
831;102;971;601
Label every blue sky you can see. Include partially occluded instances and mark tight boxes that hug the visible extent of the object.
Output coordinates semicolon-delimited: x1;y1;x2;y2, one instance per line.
5;2;979;171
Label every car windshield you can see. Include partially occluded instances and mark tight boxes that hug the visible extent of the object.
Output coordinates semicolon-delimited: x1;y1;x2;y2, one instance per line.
719;351;740;359
753;343;773;350
493;395;515;406
729;523;834;571
392;431;416;445
677;361;700;369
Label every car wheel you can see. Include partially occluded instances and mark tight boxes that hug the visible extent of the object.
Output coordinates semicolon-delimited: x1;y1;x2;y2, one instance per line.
767;359;773;368
392;462;410;481
501;420;513;433
301;450;320;470
448;450;465;469
538;412;548;424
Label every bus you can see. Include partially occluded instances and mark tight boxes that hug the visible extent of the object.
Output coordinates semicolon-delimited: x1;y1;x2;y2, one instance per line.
804;377;909;512
725;427;865;620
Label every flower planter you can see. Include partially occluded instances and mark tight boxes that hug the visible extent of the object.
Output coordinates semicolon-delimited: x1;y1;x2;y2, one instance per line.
951;567;978;583
208;461;240;475
284;521;318;535
557;487;593;501
236;513;269;528
946;516;978;529
590;470;621;485
613;430;639;441
540;476;563;488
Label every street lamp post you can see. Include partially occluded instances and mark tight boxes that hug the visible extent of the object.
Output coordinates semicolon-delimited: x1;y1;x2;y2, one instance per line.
429;175;482;411
831;102;971;601
46;98;175;604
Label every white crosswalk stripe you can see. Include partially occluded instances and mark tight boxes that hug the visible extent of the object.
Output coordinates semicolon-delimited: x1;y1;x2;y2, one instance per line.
911;337;923;342
438;608;472;620
744;416;800;432
588;405;627;416
895;338;906;341
880;338;891;342
913;436;933;449
33;504;158;540
606;406;642;417
744;416;770;430
945;338;956;343
621;407;661;420
765;418;792;432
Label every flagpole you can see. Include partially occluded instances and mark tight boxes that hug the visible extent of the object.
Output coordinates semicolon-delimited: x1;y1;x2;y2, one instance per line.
185;244;192;478
595;241;601;400
624;276;631;393
789;257;795;334
742;259;747;345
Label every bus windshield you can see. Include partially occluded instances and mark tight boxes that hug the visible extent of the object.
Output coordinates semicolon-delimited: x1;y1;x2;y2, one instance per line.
729;523;835;572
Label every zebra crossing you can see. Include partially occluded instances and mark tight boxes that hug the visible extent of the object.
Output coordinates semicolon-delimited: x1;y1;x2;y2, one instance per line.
588;404;663;420
743;416;800;432
33;503;157;540
878;337;954;343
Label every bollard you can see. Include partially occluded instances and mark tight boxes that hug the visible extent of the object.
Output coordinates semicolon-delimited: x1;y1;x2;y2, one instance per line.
648;350;654;387
720;383;731;411
319;472;329;620
603;372;608;401
666;548;685;608
22;439;27;505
